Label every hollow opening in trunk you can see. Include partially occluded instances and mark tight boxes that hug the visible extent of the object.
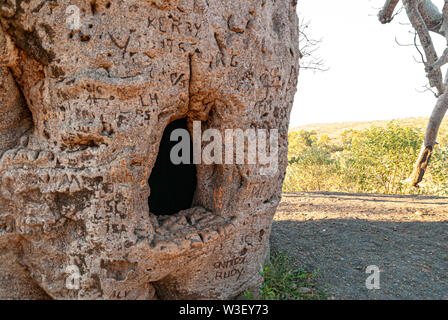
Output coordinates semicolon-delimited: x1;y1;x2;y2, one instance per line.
148;117;197;216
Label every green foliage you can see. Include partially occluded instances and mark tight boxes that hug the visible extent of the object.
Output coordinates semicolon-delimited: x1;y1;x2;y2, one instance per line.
244;251;326;300
284;130;343;192
288;130;318;158
344;123;421;194
284;121;448;196
285;148;340;192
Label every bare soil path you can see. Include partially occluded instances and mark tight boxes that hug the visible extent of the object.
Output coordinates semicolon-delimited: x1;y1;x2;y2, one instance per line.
270;192;448;300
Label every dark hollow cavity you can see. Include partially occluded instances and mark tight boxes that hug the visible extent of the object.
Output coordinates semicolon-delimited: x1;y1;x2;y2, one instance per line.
148;118;197;216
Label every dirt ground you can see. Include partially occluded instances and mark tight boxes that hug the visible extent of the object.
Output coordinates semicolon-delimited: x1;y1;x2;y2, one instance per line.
270;192;448;300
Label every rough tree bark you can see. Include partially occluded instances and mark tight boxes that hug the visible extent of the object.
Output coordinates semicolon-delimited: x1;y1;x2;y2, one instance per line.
0;0;299;300
379;0;448;187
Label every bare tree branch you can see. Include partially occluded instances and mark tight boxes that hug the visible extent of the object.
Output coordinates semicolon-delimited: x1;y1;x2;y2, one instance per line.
410;88;448;186
440;0;448;37
418;0;444;36
403;0;443;94
379;0;400;23
379;0;448;186
298;18;328;72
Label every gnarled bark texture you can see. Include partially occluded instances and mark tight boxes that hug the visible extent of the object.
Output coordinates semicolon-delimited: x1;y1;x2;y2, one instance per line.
0;0;299;299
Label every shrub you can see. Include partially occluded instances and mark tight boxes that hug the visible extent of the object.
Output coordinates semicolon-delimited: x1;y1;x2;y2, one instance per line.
285;147;340;192
284;121;448;196
244;251;326;300
343;123;422;194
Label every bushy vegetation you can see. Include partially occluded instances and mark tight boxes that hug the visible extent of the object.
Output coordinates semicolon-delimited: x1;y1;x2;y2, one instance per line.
244;251;326;300
284;120;448;196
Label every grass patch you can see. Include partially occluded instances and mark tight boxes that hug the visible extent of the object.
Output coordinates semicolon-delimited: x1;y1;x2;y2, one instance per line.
244;251;327;300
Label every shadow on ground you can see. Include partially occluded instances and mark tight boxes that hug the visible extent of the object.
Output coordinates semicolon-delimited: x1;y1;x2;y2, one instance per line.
270;192;448;300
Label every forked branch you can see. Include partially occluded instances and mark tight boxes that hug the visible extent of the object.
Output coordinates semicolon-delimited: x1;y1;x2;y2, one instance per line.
379;0;448;186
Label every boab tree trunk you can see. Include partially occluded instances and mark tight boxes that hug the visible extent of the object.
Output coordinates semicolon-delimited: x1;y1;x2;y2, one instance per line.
0;0;299;299
379;0;448;187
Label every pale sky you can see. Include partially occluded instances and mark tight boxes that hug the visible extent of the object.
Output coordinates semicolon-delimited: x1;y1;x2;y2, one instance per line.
290;0;446;128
